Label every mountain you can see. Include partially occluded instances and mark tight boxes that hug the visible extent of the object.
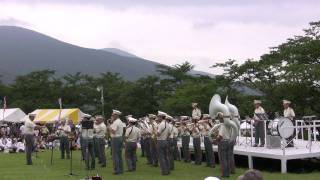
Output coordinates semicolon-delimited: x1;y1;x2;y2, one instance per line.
0;26;164;83
0;26;214;84
101;48;138;58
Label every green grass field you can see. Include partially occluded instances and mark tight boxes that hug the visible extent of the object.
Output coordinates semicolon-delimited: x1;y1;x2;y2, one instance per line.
0;150;320;180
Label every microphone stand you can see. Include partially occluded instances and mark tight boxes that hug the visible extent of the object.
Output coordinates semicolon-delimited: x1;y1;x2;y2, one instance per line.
68;137;77;176
50;141;54;165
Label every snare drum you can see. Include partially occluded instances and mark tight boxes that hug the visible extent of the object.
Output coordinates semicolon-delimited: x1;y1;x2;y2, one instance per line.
269;117;294;139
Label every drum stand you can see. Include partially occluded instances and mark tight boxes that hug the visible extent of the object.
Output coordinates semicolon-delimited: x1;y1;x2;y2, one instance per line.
239;121;253;147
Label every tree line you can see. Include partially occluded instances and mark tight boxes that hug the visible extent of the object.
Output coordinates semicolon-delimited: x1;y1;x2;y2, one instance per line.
0;21;319;119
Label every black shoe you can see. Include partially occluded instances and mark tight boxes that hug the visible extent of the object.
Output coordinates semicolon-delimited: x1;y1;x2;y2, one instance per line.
101;165;106;167
259;144;265;147
253;144;258;147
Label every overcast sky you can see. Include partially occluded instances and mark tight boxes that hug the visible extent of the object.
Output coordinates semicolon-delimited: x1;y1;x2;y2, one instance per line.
0;0;319;73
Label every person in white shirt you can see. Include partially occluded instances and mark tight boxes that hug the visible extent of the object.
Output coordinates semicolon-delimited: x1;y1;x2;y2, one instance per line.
283;100;296;147
283;100;295;120
157;111;171;175
0;136;11;151
109;109;124;175
215;112;232;178
148;114;159;167
180;116;191;163
93;115;107;167
57;119;71;159
253;100;266;147
171;120;181;161
202;114;215;168
24;113;40;165
15;139;25;152
191;116;202;165
124;117;140;172
166;115;175;170
192;103;202;119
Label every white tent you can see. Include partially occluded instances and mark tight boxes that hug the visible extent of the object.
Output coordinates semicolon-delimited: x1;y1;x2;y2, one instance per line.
0;108;26;123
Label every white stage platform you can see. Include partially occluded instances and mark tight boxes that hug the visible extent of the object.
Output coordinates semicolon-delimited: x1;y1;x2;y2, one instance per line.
178;137;320;173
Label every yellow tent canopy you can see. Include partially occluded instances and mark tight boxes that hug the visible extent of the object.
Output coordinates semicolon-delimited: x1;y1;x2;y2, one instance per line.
21;108;89;124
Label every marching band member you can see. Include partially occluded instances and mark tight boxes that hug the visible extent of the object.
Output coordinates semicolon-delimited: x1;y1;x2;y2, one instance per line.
57;119;71;159
191;116;202;165
109;109;125;175
145;114;155;165
171;120;180;161
156;111;171;175
24;113;40;165
283;100;295;120
166;115;175;171
180;116;191;163
215;112;232;178
139;118;146;158
253;100;265;147
93;115;107;167
192;103;202;119
283;100;295;147
125;117;141;172
202;114;215;168
149;114;159;167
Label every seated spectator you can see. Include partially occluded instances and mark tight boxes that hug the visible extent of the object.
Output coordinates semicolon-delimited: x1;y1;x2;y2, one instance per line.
15;138;25;153
237;169;263;180
0;135;12;153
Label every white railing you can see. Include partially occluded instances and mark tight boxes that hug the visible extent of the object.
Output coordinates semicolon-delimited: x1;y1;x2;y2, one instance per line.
238;119;320;154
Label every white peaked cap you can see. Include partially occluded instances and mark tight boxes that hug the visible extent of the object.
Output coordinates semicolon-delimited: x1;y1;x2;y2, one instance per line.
203;114;210;118
128;117;137;122
166;115;173;120
204;177;220;180
112;109;122;115
192;102;198;107
180;116;189;120
158;111;167;116
283;100;291;104
254;100;262;104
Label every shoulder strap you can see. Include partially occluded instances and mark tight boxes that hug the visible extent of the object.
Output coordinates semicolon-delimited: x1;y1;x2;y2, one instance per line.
160;121;167;136
128;126;134;136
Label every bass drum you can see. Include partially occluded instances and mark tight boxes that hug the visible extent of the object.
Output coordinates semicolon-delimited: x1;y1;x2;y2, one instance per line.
269;117;294;139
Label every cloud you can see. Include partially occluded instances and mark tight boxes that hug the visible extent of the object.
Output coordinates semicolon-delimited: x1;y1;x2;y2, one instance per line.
0;17;29;26
0;0;319;74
